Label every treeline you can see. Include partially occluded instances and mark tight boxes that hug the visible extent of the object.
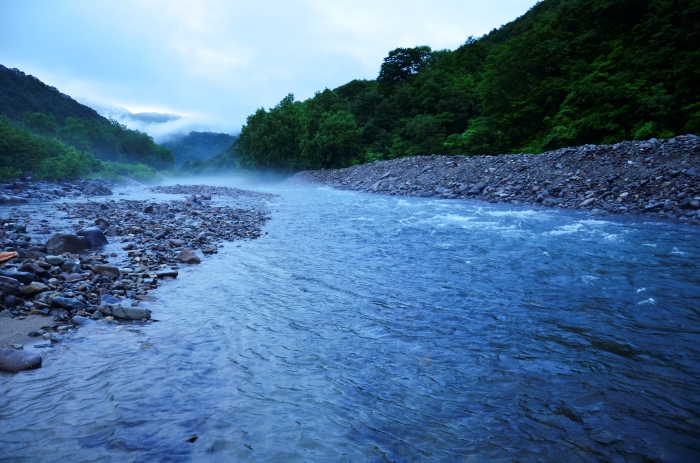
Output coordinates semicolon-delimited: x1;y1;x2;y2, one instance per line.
0;64;173;180
0;118;156;181
20;111;173;169
229;0;699;172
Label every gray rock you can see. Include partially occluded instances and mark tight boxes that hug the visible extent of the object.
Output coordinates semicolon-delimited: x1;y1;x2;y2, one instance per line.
643;203;663;213
46;233;89;255
51;297;87;311
92;264;120;279
0;276;20;297
95;217;110;228
0;196;29;205
0;348;42;372
61;259;78;273
155;270;178;278
100;294;120;305
179;248;201;264
111;306;151;320
45;255;67;266
71;315;92;326
76;227;108;248
21;282;49;296
0;270;37;285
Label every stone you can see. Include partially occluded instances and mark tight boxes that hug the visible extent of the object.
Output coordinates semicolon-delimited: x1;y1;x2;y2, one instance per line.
179;248;201;264
61;259;78;272
169;239;186;247
51;297;87;311
155;270;178;278
46;233;89;255
45;255;67;266
65;273;85;282
643;203;663;213
92;264;120;279
100;294;121;305
3;196;29;205
111;306;151;320
21;282;49;296
0;348;42;372
76;227;108;248
95;217;110;228
71;315;92;326
96;304;112;316
19;262;49;278
0;276;20;296
0;269;37;285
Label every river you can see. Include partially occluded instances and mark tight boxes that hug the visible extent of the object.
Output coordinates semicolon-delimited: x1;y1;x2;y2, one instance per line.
2;180;700;462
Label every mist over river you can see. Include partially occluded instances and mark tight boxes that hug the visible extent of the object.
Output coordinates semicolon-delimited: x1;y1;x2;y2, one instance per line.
2;179;700;462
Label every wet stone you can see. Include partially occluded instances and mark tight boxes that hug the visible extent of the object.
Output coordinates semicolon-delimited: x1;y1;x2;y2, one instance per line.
0;348;42;372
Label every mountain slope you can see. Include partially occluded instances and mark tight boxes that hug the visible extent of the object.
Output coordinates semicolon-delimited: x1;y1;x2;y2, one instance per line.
161;131;236;167
0;65;101;122
0;65;173;170
231;0;700;172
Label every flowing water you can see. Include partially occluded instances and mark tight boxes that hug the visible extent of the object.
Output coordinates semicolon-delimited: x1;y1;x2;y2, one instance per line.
2;182;700;462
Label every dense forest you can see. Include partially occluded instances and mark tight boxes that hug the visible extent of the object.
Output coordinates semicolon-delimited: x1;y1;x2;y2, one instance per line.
0;65;173;180
222;0;699;172
161;131;237;167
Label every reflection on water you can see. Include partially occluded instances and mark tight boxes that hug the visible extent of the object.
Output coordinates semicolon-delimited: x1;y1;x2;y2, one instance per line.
2;182;700;462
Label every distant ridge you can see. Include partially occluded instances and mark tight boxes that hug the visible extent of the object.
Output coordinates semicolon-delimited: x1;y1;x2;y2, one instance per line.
0;64;102;122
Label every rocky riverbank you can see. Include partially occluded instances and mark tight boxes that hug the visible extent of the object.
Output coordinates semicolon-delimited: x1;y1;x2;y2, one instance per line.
289;135;700;224
0;184;272;372
0;177;115;205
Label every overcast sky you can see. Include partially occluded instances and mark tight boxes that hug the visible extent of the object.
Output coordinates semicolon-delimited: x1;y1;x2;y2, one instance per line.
1;0;537;140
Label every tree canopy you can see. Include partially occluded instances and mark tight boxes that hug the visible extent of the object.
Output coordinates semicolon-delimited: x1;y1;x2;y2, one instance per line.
225;0;699;173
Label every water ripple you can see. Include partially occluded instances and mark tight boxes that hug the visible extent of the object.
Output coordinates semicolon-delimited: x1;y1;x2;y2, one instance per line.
2;186;700;461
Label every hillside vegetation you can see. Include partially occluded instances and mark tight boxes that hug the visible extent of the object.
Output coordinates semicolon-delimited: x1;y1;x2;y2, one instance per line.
227;0;699;172
0;65;173;180
161;131;237;167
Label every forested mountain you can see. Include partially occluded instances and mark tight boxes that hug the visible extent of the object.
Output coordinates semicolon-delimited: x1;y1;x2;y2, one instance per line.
161;131;237;167
0;64;173;176
229;0;699;172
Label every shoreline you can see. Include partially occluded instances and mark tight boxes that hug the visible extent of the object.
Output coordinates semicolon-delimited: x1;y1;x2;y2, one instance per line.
288;135;700;225
0;183;273;371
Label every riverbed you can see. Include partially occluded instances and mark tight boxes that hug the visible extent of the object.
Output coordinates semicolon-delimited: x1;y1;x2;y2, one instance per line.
1;179;699;462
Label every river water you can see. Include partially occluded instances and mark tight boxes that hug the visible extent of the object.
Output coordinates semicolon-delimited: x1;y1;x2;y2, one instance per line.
2;181;700;462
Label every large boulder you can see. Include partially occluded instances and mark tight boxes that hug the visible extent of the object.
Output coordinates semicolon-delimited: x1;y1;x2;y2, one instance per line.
0;348;42;372
76;227;108;248
46;233;90;255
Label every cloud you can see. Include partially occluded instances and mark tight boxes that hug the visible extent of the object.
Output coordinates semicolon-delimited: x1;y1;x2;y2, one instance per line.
0;0;537;139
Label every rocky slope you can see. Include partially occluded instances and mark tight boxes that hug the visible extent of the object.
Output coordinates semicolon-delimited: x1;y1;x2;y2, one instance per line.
289;135;700;225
